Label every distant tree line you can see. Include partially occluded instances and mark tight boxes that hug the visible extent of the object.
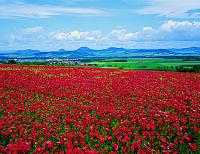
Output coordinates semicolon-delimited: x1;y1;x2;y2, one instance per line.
0;59;17;64
110;60;128;62
176;65;200;73
157;65;200;72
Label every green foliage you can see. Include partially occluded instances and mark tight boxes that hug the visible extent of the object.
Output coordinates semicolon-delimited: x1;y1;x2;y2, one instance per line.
20;61;49;66
0;59;17;64
86;58;200;72
176;65;200;73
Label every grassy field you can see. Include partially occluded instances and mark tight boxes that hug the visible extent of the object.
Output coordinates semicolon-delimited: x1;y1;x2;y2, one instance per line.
86;58;200;72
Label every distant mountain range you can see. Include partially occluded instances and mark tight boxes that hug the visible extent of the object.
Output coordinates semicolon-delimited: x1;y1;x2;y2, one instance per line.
0;47;200;59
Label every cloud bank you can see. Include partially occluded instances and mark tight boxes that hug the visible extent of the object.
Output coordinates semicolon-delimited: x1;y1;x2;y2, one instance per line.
136;0;200;18
0;3;106;18
113;20;200;42
49;30;102;41
1;20;200;50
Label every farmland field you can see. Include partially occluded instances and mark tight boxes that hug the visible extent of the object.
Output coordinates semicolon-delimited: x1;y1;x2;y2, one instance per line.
86;58;200;72
0;64;200;153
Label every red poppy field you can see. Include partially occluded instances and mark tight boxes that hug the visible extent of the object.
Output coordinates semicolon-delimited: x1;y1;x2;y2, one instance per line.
0;64;199;153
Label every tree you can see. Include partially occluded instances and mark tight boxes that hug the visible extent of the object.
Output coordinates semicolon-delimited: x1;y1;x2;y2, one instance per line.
8;59;16;64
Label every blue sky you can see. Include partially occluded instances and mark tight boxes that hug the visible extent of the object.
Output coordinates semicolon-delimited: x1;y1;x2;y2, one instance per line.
0;0;200;51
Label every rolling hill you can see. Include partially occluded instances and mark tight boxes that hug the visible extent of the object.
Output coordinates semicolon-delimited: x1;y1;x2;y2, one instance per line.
0;47;199;59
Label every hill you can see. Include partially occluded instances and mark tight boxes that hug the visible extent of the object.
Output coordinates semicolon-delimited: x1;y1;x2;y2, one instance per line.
0;47;199;59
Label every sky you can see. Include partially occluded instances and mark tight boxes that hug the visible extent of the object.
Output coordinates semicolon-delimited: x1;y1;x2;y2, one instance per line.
0;0;200;51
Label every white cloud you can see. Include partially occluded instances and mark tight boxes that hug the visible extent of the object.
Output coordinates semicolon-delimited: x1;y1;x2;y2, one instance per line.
0;3;106;18
7;26;45;43
110;27;155;42
111;29;135;41
161;20;200;32
132;27;155;41
158;20;200;41
110;20;200;42
111;29;126;36
49;32;67;41
68;31;89;40
136;0;200;18
23;26;43;34
49;20;200;44
1;20;200;50
49;30;102;41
